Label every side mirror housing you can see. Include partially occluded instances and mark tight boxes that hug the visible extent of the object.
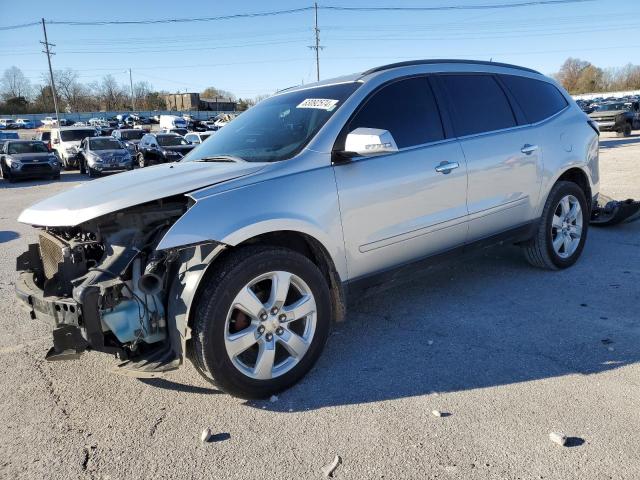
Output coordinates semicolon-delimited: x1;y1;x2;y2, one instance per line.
343;128;399;157
53;138;60;145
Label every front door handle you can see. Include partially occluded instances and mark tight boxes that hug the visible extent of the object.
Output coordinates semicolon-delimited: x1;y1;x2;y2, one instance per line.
435;161;460;174
521;144;539;155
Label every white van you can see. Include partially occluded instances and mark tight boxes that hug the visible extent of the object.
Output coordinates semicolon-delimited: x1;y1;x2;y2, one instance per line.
50;127;99;169
159;115;187;130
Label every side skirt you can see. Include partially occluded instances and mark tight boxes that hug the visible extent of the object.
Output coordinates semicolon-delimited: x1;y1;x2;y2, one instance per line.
344;220;538;303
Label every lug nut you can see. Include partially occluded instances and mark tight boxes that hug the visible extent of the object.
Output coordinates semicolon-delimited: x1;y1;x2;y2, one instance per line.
278;314;286;322
270;306;279;315
266;333;273;341
276;327;284;336
260;312;268;321
257;325;265;334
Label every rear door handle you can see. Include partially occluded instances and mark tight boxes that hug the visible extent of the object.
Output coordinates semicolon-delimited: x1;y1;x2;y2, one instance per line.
521;144;539;155
435;161;460;174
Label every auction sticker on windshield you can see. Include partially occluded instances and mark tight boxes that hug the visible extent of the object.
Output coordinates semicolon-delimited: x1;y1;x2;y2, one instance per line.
297;98;339;110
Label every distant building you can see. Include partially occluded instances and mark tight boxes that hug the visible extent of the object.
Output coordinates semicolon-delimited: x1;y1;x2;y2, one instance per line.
162;92;236;112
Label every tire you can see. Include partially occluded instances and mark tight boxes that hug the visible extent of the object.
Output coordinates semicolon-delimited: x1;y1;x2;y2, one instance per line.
137;153;146;168
88;167;97;178
191;246;332;399
617;123;632;137
524;181;589;270
79;157;86;175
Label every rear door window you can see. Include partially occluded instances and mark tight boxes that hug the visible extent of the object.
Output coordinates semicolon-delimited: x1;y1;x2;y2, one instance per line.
348;76;444;149
438;74;516;136
500;75;568;123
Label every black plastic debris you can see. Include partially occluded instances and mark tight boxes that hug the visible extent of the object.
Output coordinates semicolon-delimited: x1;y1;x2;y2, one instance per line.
590;194;640;226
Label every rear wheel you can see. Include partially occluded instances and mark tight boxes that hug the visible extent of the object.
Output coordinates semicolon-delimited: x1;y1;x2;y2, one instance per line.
524;181;589;270
191;246;332;399
137;153;146;168
79;156;86;175
617;123;632;137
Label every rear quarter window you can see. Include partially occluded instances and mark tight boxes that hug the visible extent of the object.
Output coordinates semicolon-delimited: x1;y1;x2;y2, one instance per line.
500;75;568;123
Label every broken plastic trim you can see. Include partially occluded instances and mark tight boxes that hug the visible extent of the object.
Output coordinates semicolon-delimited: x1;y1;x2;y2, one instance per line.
590;194;640;226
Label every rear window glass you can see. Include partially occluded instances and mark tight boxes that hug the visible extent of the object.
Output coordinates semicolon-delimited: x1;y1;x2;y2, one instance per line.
119;130;145;140
439;74;516;136
158;135;189;146
60;129;97;142
348;76;444;149
500;75;568;123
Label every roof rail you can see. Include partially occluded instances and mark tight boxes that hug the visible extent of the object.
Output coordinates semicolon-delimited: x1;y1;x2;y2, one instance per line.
361;59;540;77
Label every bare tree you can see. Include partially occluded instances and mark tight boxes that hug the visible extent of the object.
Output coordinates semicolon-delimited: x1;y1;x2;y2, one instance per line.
0;66;32;101
95;74;128;110
201;86;236;101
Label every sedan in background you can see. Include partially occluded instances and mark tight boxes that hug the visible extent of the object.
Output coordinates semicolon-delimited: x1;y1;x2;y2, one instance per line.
78;136;133;177
112;128;145;155
184;132;213;145
136;133;195;167
0;140;60;182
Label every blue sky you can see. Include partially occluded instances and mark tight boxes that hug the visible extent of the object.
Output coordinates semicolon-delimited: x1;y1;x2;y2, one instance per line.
1;0;638;98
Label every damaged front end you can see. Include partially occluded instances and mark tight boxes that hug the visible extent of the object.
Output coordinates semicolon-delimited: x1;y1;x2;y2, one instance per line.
590;194;640;226
16;196;194;373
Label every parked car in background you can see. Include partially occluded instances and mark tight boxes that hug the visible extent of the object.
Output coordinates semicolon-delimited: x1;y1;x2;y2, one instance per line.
588;101;640;136
136;132;194;167
159;115;187;130
78;136;133;177
1;140;60;182
32;130;52;150
13;118;34;129
50;126;99;169
160;127;189;136
112;128;145;154
41;117;57;127
184;132;212;145
0;131;20;142
0;119;15;129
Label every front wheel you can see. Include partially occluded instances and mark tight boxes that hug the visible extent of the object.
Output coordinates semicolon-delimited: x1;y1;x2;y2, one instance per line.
617;123;632;137
190;246;332;399
523;181;589;270
137;153;146;168
79;157;86;175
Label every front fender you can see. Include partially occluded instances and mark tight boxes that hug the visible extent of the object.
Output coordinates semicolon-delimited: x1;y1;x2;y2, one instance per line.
156;167;348;280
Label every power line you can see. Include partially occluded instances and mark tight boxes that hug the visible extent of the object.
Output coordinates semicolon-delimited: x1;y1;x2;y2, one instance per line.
0;0;599;30
321;0;595;12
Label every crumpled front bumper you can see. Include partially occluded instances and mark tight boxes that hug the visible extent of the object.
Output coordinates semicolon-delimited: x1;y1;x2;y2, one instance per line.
15;269;123;360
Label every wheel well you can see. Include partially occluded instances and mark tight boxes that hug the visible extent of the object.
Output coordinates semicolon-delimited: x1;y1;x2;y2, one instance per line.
237;231;346;322
556;167;592;211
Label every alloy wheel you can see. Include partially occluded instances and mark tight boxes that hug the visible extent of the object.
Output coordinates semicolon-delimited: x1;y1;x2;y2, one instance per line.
224;271;317;380
551;194;583;258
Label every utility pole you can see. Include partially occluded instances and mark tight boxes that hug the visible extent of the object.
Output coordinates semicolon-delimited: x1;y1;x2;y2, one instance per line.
308;2;324;82
129;68;135;111
40;18;60;124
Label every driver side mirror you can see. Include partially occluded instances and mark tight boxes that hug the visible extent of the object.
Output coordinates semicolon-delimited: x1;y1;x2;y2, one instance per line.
343;128;399;157
53;138;60;145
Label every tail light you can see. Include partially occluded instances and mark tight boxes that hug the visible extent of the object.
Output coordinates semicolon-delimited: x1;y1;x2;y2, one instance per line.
587;119;600;136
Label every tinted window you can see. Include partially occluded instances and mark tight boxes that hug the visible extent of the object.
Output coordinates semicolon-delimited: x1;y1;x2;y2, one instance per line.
439;74;516;136
500;75;568;123
157;135;189;147
349;77;443;149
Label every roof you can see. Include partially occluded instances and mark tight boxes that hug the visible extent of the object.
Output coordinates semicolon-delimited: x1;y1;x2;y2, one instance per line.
361;59;540;76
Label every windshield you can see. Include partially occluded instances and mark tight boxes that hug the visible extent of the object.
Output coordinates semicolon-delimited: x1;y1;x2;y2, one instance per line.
596;103;628;112
60;129;96;142
120;130;145;140
158;135;189;146
8;141;48;154
183;82;360;162
90;138;122;150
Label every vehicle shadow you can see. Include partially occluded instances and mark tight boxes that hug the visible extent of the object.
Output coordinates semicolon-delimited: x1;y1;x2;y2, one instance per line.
138;377;222;395
0;231;19;243
242;222;640;412
600;134;640;149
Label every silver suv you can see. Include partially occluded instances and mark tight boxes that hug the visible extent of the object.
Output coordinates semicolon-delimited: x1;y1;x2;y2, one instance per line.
16;60;599;398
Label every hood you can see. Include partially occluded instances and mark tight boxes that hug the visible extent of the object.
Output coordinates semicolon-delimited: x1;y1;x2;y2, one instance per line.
163;145;194;153
18;160;266;227
12;152;56;162
589;110;626;119
92;149;128;158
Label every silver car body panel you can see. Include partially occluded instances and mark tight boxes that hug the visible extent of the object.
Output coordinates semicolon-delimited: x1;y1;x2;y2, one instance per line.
17;161;266;227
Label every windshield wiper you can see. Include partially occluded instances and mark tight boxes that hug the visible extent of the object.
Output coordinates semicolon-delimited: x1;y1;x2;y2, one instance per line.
194;155;246;163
